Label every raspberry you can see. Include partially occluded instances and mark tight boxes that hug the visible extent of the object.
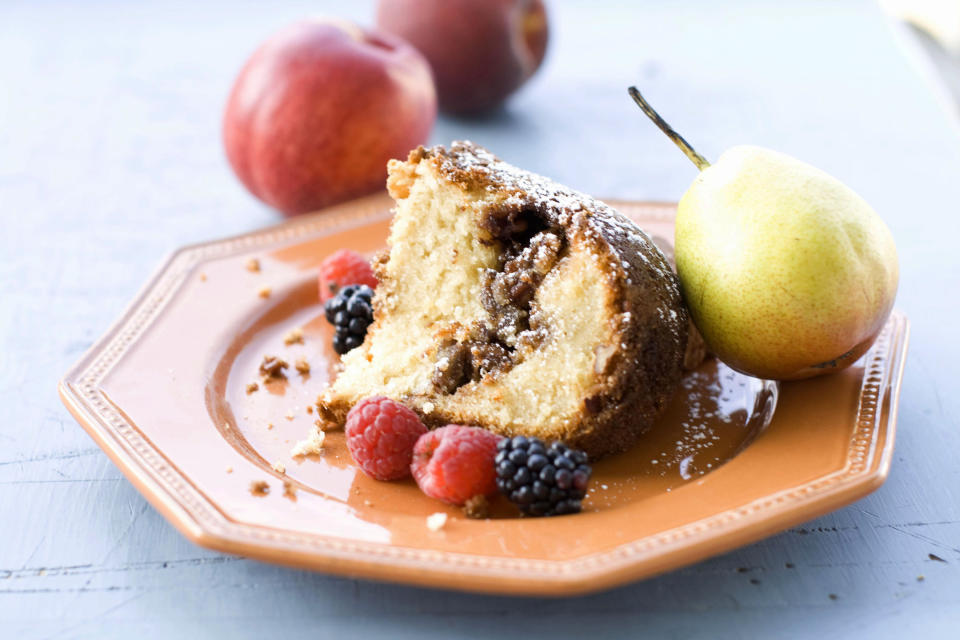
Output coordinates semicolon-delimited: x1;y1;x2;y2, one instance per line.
318;249;378;303
411;425;503;505
345;397;426;481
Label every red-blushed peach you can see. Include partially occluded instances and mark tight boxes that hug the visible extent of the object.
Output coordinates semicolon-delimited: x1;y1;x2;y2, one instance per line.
376;0;548;115
223;19;437;216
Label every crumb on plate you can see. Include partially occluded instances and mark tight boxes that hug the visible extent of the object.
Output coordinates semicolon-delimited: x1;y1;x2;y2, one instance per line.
315;418;339;431
259;355;288;379
463;495;489;519
284;327;304;345
294;358;311;374
426;512;448;531
290;426;326;457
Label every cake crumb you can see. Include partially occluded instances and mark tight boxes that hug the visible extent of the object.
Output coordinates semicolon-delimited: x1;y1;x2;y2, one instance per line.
284;327;304;345
294;358;311;374
283;480;297;500
199;272;207;282
257;285;272;298
246;258;261;273
245;382;259;394
285;411;295;421
272;461;286;474
291;426;326;457
463;495;489;519
267;422;274;430
250;480;270;496
426;512;448;531
259;355;288;379
306;405;314;414
225;466;233;474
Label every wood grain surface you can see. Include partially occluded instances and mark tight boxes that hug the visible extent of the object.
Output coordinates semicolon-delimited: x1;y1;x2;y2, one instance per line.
2;0;958;638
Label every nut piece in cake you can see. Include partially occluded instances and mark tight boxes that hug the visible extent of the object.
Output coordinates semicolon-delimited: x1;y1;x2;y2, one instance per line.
318;142;688;459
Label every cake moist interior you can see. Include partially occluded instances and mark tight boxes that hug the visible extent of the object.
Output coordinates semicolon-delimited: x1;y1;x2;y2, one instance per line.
432;208;567;394
318;142;689;458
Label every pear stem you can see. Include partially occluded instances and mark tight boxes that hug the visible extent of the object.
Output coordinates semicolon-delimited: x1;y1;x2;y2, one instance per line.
628;86;711;171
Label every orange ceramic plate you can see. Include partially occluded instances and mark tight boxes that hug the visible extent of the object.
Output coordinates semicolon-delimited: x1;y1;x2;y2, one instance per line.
59;195;909;596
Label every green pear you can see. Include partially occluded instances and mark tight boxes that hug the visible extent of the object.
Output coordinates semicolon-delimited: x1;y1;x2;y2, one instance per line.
629;88;898;380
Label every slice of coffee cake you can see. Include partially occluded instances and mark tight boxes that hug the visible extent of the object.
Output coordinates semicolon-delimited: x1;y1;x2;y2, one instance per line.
318;142;688;458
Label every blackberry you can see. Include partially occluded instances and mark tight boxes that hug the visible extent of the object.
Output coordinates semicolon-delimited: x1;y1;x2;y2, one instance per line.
323;284;374;354
494;436;591;516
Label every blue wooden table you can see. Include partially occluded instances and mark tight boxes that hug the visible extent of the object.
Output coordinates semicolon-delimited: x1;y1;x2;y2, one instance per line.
2;0;958;637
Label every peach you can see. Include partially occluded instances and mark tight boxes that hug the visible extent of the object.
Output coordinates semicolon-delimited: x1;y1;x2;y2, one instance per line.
223;19;437;216
376;0;548;115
